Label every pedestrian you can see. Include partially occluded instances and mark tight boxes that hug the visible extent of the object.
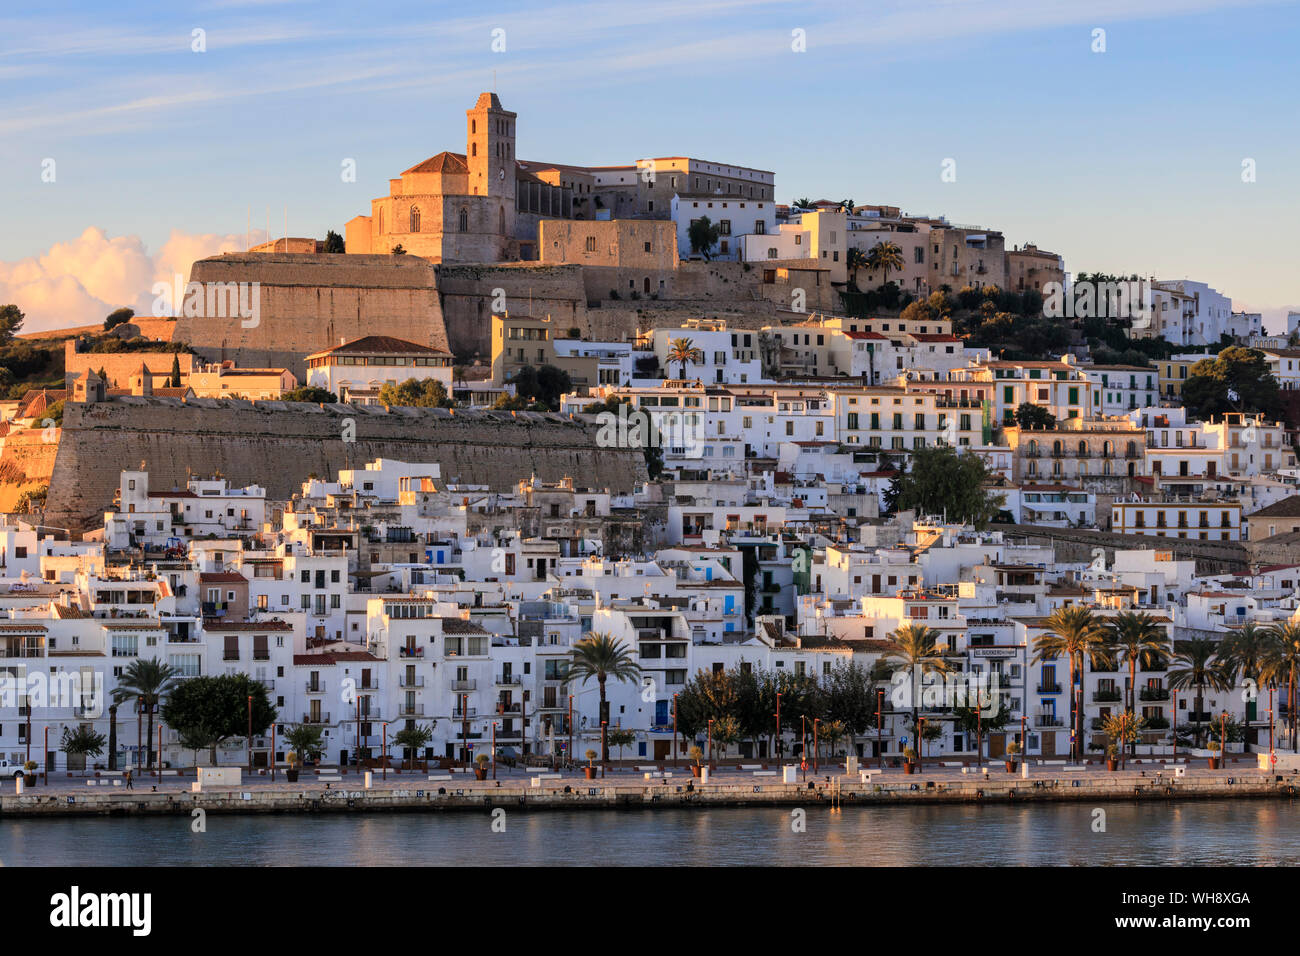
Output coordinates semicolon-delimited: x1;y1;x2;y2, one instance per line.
125;768;133;789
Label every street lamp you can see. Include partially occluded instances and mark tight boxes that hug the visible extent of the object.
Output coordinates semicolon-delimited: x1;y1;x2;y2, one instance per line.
382;722;388;781
246;695;253;774
672;693;679;770
813;718;819;774
876;689;884;770
774;691;782;767
918;716;927;773
707;718;714;771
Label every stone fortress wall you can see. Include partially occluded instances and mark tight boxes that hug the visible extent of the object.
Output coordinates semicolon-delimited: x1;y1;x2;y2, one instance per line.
44;398;648;533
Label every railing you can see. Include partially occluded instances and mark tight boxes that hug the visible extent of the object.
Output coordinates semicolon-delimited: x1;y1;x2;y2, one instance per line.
1036;683;1062;694
398;704;425;717
495;675;522;686
452;679;477;691
1139;688;1170;701
305;682;325;694
399;676;426;688
399;646;425;658
1034;714;1064;727
303;712;331;724
452;708;478;719
1092;690;1121;702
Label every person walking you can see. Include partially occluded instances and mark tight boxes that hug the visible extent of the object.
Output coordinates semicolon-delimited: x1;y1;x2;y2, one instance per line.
125;768;133;790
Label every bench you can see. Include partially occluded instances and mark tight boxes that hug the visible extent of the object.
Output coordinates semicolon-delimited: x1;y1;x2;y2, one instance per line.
450;767;473;774
752;770;777;777
427;774;453;782
1060;765;1088;772
635;765;659;772
738;764;763;771
317;775;342;783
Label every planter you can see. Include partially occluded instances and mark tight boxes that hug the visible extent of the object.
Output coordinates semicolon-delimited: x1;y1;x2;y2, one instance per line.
903;762;916;775
690;765;702;778
1106;758;1119;772
1208;756;1221;770
285;769;299;783
584;766;598;780
1005;760;1017;773
474;767;488;780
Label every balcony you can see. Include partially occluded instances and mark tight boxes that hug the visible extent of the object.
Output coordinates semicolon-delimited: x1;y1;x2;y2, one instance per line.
1093;689;1121;703
452;708;478;719
495;675;522;686
1034;713;1064;727
357;680;381;692
495;702;522;715
303;712;331;724
452;679;477;691
399;646;425;658
399;675;426;689
1139;688;1170;701
356;707;382;720
305;682;326;694
398;704;425;717
1036;683;1062;694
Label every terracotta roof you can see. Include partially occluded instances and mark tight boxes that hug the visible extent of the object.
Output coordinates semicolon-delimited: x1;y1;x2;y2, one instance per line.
199;572;249;583
1246;495;1300;519
402;151;468;175
292;651;382;665
310;335;451;357
203;620;294;631
441;619;489;634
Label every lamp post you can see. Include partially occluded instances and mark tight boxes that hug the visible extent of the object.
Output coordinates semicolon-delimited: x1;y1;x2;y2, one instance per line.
976;704;982;771
1270;685;1276;763
1172;689;1178;762
707;718;714;771
813;718;819;774
43;726;48;786
568;694;574;771
774;691;782;767
461;693;469;764
136;695;143;772
918;716;926;773
157;724;162;783
492;721;497;780
672;693;679;770
382;722;388;781
1020;711;1026;771
876;689;884;770
246;695;253;774
270;723;276;781
1220;710;1228;767
600;720;608;778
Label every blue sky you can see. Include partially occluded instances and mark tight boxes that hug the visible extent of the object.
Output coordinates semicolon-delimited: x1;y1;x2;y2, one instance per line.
1;0;1298;331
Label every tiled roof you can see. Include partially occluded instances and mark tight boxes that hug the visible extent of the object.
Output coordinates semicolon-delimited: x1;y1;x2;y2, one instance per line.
1246;495;1300;519
312;336;451;357
403;151;468;175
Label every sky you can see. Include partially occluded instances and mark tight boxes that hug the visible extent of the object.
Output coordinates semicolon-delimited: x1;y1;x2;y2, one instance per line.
1;0;1298;333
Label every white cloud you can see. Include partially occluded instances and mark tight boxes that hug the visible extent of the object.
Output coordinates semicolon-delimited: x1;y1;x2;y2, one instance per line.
0;227;256;334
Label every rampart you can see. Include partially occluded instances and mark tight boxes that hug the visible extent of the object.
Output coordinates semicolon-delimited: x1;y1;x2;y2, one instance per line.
44;398;647;533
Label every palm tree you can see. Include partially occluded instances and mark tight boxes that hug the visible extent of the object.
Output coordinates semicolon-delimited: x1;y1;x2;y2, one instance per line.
1104;612;1171;758
1221;621;1274;746
883;623;951;771
1167;638;1233;748
792;197;813;210
569;632;642;764
393;722;434;769
1033;606;1110;762
1100;712;1145;770
840;198;855;213
845;246;869;291
865;241;905;286
666;338;703;381
111;658;179;770
1262;621;1300;751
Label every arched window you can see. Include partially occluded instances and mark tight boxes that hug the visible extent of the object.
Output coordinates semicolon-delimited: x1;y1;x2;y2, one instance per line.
1103;440;1114;457
472;142;477;157
1078;440;1087;457
1052;440;1062;457
1126;441;1137;458
458;209;468;233
409;206;420;233
1027;439;1038;457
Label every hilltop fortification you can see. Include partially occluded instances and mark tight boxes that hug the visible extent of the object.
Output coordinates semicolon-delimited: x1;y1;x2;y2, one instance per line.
45;398;646;533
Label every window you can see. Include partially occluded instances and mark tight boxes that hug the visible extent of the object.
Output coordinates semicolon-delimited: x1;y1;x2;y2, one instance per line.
458;209;468;232
409;206;420;233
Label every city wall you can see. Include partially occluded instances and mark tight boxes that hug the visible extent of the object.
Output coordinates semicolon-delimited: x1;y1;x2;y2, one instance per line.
44;398;647;533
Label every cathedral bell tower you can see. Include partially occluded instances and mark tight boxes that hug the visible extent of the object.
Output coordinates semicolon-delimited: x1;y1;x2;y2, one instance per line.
466;92;517;239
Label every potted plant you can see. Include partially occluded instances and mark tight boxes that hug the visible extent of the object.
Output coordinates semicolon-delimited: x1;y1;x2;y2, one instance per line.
688;746;704;778
1207;740;1221;770
474;753;490;780
22;760;37;780
1004;741;1021;773
283;725;323;783
902;746;917;774
285;752;300;783
1105;744;1119;772
584;749;599;780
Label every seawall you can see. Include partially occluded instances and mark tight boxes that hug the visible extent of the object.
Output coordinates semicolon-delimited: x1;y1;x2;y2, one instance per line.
2;770;1293;818
44;397;647;532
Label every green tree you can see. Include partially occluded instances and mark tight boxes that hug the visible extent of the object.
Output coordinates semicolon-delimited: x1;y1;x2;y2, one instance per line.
1167;638;1233;748
283;724;326;765
1033;606;1111;762
160;673;276;766
569;632;642;764
884;444;1002;529
61;725;107;774
666;337;703;380
281;385;337;403
1104;611;1170;758
169;353;182;388
687;216;721;260
1262;622;1300;751
0;304;26;345
103;307;135;332
391;243;406;255
1101;712;1144;769
821;660;877;741
112;658;181;770
1181;347;1281;420
392;723;433;768
865;241;905;285
324;229;345;254
883;623;951;771
1013;402;1057;430
508;364;572;409
709;716;741;762
378;378;454;408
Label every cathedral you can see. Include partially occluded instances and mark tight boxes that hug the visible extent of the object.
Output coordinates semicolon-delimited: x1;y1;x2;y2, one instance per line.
345;92;576;263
